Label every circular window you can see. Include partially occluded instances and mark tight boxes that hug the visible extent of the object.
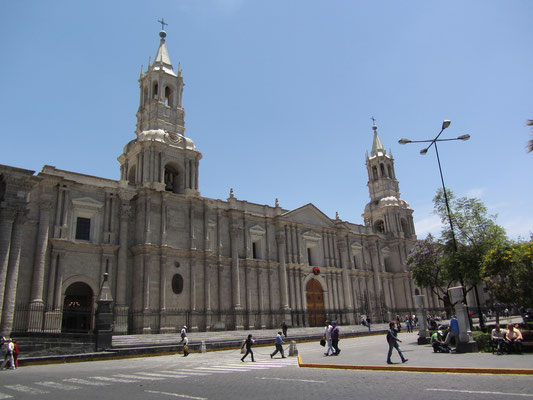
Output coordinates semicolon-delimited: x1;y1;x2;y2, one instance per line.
172;274;184;294
174;261;180;268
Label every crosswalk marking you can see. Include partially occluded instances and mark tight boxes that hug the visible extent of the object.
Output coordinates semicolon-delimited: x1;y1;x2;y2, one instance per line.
63;378;111;386
0;393;13;399
159;370;211;376
114;374;166;381
134;372;186;379
90;376;140;383
193;367;233;373
35;381;80;390
4;385;49;394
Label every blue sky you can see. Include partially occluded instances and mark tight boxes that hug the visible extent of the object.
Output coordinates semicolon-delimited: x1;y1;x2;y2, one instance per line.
1;1;532;240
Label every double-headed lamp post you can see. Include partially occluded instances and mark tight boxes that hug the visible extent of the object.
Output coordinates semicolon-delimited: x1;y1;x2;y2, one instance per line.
398;121;483;329
399;120;470;251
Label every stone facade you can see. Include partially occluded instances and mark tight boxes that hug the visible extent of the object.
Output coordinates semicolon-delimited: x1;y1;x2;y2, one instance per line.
0;29;434;336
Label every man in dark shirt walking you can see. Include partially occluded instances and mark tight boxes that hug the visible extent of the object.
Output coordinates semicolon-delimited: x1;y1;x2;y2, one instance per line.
331;321;341;355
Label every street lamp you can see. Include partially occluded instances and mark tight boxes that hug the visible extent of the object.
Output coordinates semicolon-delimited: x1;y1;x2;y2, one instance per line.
399;121;484;329
398;120;470;252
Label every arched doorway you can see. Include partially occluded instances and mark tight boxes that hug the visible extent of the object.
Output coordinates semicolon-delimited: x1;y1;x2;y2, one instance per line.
306;279;325;327
62;282;93;333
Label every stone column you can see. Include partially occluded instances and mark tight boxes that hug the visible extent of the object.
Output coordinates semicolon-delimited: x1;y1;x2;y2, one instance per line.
0;207;16;322
257;267;266;329
275;229;291;322
0;212;25;336
414;294;430;344
338;240;355;324
189;257;198;331
230;222;243;329
114;196;131;334
159;254;172;333
449;286;478;353
44;251;63;333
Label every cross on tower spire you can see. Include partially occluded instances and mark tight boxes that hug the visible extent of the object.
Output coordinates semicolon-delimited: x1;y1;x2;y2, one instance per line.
371;116;377;126
158;18;168;31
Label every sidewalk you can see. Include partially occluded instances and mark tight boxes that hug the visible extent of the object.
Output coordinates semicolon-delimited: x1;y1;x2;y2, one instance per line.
298;330;533;375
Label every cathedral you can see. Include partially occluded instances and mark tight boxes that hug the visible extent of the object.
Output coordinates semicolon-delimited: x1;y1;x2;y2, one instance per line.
0;28;437;337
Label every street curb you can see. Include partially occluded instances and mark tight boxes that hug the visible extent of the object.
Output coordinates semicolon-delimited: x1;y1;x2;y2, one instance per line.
296;355;533;375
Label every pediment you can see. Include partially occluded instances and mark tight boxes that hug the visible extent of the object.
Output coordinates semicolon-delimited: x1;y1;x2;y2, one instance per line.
249;224;266;237
71;197;104;209
282;203;334;228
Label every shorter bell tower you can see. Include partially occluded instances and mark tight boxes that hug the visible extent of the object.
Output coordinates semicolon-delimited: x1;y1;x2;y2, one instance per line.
363;123;415;239
118;26;201;196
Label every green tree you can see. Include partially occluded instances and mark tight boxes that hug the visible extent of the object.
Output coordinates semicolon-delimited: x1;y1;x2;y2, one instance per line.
407;234;451;304
433;189;508;296
482;240;533;314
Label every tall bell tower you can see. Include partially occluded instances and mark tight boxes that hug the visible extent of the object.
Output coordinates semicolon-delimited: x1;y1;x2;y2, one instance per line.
118;23;201;195
363;123;415;239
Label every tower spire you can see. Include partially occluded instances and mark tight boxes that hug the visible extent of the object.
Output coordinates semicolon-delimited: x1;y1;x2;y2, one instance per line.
370;119;386;157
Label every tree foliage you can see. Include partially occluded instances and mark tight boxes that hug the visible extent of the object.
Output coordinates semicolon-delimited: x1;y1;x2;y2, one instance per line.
407;189;507;306
407;234;450;303
482;240;533;310
433;189;507;291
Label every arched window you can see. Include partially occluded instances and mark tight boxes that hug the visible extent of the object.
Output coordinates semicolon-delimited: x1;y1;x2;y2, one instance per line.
164;164;181;194
374;220;385;233
172;274;184;294
143;87;148;105
164;86;172;107
380;164;386;177
128;165;136;184
372;166;378;181
388;165;394;179
401;218;409;236
153;81;159;99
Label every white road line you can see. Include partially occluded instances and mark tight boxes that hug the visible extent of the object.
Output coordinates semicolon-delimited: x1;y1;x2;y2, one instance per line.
0;393;13;399
35;381;80;390
4;385;49;394
216;365;270;370
257;377;326;383
159;370;211;376
90;376;140;383
114;374;166;381
63;378;111;386
427;389;533;397
135;372;186;379
193;368;232;373
145;390;207;399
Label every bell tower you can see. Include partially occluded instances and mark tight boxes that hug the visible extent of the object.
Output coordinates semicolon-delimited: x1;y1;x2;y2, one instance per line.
118;24;201;196
362;123;415;239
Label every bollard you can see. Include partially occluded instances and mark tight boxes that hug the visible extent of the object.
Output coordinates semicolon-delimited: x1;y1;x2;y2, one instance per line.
200;340;207;353
288;340;298;357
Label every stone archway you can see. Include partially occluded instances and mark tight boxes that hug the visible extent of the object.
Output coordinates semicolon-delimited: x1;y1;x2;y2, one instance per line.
62;282;94;333
306;279;325;327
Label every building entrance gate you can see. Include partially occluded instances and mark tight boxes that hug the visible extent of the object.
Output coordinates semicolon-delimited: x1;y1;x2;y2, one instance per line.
306;279;325;327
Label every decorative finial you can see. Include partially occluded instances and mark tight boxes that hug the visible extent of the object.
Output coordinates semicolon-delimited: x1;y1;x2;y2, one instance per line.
158;18;168;31
371;116;377;131
140;65;144;78
229;188;235;199
275;198;279;207
158;18;168;39
335;211;340;220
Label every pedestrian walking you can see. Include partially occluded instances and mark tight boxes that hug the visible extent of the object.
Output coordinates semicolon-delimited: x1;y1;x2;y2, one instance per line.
182;336;189;357
241;334;255;362
270;331;286;359
281;321;288;338
366;316;371;332
405;318;411;333
323;320;334;356
331;321;341;356
0;338;15;370
386;322;407;364
180;325;189;357
12;340;18;369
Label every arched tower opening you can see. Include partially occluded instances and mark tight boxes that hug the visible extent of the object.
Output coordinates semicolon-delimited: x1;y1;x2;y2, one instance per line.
164;163;182;194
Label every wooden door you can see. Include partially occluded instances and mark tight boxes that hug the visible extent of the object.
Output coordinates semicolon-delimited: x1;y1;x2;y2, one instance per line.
306;279;325;327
